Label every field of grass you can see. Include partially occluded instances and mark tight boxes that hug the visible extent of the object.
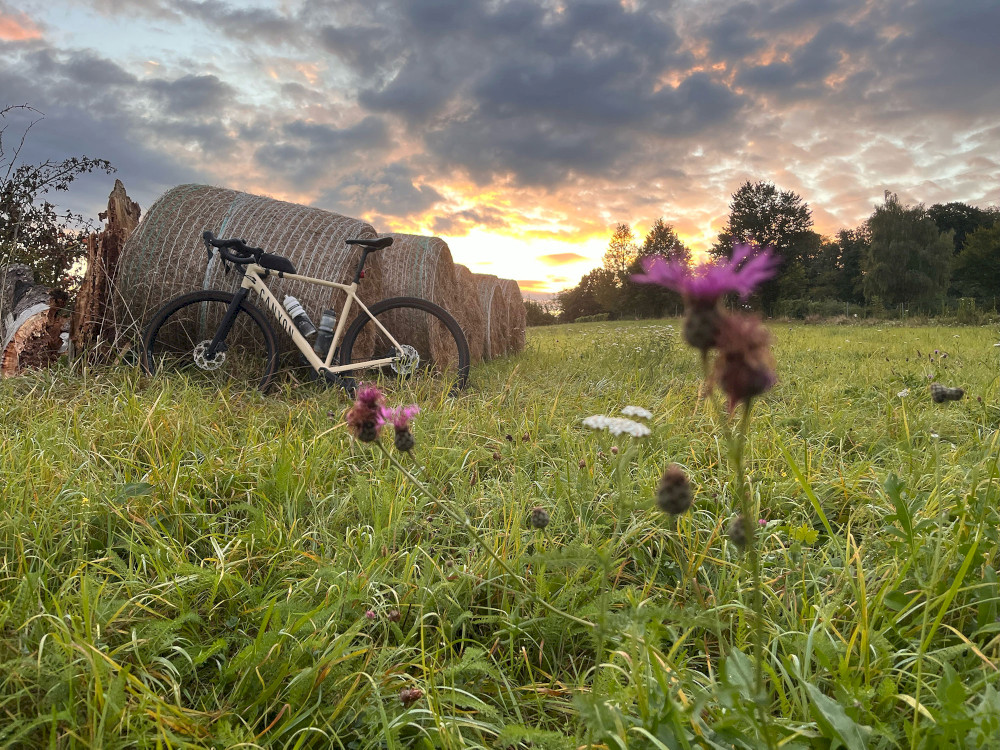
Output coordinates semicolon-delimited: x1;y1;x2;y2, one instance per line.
2;319;1000;748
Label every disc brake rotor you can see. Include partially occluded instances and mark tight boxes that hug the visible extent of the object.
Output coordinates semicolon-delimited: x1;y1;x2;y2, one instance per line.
391;344;420;376
193;340;226;370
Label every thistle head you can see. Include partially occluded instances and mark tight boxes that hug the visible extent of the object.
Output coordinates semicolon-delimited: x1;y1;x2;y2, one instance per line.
529;506;550;529
656;464;693;515
712;313;777;411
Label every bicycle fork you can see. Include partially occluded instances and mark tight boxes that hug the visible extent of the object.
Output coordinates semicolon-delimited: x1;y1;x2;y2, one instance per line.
204;287;251;359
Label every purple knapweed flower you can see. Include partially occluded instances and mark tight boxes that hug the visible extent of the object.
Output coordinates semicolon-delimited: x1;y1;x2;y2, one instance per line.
632;244;780;303
713;313;777;412
633;244;779;352
377;404;420;429
346;384;385;442
377;404;420;452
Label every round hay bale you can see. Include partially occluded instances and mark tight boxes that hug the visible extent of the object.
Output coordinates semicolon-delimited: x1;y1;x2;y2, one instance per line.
473;273;507;360
497;278;526;355
112;184;381;345
452;264;486;364
382;233;461;363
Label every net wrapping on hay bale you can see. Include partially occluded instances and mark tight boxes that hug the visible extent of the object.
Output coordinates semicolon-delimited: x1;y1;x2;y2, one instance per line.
497;278;526;355
452;264;486;364
381;233;461;365
473;273;507;359
112;184;381;346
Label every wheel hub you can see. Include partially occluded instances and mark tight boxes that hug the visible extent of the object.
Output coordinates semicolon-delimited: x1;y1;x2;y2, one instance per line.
391;344;420;376
193;340;226;370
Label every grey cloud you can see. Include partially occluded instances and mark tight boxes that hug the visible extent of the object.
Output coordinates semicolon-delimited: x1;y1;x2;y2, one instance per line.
254;116;391;185
735;22;874;97
320;162;443;217
430;206;511;234
359;59;456;123
145;74;234;115
171;0;297;44
701;3;765;61
317;24;394;78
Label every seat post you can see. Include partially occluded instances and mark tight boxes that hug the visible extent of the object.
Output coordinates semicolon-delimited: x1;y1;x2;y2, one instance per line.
352;248;373;284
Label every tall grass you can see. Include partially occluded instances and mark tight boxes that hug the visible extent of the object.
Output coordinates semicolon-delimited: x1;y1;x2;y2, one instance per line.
1;320;999;748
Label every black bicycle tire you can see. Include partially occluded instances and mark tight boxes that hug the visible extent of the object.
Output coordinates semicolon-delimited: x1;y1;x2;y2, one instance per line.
338;296;471;392
141;289;280;393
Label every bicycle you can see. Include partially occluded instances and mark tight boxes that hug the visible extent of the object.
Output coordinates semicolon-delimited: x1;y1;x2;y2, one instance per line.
140;231;471;394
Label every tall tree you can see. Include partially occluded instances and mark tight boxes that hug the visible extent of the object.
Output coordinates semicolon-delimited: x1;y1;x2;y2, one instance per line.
800;227;868;304
1;104;114;289
862;193;953;309
641;218;689;263
628;218;690;318
602;223;639;278
713;180;819;313
951;222;1000;301
927;202;998;253
557;267;617;322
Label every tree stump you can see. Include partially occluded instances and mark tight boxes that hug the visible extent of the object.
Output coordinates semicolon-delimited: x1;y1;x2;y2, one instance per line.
70;179;141;355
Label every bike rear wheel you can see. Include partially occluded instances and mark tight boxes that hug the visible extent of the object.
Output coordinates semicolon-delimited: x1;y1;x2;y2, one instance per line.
338;296;470;395
141;290;279;392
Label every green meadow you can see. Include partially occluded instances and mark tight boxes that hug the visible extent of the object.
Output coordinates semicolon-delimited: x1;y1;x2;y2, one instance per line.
2;320;1000;748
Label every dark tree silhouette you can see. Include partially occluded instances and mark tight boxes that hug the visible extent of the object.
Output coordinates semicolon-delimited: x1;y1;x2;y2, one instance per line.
713;180;819;313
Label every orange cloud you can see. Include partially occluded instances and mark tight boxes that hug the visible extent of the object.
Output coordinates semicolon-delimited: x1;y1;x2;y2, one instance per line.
539;252;588;266
0;11;42;41
516;280;548;293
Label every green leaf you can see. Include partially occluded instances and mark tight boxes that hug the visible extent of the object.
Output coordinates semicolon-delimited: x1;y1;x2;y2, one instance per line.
721;649;756;702
803;681;872;749
112;482;154;502
883;474;912;545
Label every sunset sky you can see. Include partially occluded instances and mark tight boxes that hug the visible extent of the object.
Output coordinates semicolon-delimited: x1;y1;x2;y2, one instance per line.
2;0;998;297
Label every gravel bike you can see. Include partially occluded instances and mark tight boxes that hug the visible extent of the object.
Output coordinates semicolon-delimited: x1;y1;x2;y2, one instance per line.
140;232;470;394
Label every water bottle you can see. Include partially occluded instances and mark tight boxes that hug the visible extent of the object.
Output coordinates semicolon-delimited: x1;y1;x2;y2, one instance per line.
283;295;316;338
314;309;337;357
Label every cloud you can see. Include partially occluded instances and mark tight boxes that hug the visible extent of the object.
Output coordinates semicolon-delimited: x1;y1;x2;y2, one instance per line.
320;162;444;218
516;280;548;293
3;0;999;265
254;115;391;186
539;252;588;266
0;6;42;41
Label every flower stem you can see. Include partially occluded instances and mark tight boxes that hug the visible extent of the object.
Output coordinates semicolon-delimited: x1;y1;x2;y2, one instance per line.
730;399;776;749
375;442;597;630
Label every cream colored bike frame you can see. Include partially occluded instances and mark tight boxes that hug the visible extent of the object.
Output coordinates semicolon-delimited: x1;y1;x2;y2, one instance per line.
238;263;404;375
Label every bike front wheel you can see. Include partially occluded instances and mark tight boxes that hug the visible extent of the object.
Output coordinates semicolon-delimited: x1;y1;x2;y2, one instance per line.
141;290;279;392
339;296;470;395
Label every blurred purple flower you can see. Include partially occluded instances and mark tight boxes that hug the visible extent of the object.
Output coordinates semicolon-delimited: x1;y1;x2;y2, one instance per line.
357;384;384;408
632;244;780;302
346;384;385;442
377;404;420;429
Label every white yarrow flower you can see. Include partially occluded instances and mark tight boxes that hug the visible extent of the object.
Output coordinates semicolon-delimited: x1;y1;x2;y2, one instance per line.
897;389;910;398
583;415;651;438
621;405;653;419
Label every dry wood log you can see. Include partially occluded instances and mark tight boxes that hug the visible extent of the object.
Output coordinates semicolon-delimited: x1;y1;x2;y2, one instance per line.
70;179;141;355
0;265;68;376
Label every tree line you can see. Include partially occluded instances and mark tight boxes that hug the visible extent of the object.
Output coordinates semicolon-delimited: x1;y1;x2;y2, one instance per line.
531;181;1000;325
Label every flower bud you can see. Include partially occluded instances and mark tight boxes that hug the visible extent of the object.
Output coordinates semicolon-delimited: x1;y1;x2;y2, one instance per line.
728;514;750;549
400;687;423;706
656;464;693;515
529;506;550;529
394;427;415;452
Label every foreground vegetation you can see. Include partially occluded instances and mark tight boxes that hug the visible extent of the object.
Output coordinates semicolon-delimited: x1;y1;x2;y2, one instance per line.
2;320;1000;748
